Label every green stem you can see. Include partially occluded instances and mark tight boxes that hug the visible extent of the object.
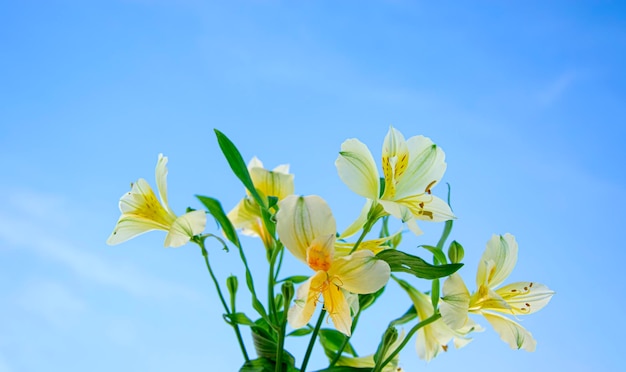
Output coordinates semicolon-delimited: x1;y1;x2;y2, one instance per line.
275;298;289;372
300;309;326;372
373;313;441;372
328;309;362;367
197;239;250;362
268;245;279;325
349;223;373;255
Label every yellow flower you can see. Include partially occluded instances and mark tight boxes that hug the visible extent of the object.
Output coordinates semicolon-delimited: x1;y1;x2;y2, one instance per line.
276;195;391;336
228;157;294;246
397;278;476;362
336;126;454;235
107;154;206;248
439;234;555;351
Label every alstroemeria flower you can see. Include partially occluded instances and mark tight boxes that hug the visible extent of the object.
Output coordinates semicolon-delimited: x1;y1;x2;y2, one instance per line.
336;126;454;235
276;195;391;336
107;154;206;248
228;157;294;246
439;234;555;351
397;279;476;362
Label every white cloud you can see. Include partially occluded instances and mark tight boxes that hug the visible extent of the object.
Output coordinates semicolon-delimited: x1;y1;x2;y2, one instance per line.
537;71;576;106
0;189;199;301
16;280;86;328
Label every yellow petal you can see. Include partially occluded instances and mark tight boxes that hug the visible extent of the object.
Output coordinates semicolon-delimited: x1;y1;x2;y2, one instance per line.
323;282;351;336
381;126;409;199
395;135;447;200
306;234;335;272
276;195;336;263
164;210;207;248
249;163;294;201
335;138;380;199
119;179;176;228
288;271;326;329
440;274;471;330
329;250;390;294
482;311;537;351
496;282;555;315
334;229;401;257
476;233;518;289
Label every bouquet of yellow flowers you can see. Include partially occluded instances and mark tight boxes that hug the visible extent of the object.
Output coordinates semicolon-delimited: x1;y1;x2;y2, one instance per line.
107;127;554;371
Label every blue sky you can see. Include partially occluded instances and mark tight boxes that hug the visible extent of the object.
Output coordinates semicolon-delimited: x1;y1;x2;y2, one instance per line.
1;1;625;371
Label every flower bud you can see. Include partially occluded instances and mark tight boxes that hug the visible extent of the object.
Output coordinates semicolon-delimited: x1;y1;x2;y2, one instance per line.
448;240;464;264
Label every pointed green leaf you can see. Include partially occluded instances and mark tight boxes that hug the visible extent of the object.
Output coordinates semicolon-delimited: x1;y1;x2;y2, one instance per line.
225;312;255;326
215;129;266;208
376;250;462;279
419;244;448;265
196;195;240;246
318;328;357;361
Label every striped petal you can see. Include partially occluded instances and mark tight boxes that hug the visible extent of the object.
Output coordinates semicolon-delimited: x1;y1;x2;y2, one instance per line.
482;311;537;351
276;195;336;263
329;250;390;294
336;138;380;199
288;271;327;329
476;234;518;289
164;210;207;248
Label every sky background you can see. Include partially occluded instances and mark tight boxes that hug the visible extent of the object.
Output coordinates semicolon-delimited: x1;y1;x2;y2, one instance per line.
1;0;625;371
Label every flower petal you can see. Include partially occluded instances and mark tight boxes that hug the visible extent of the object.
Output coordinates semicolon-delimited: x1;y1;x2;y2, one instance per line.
276;195;336;263
250;164;294;201
335;138;380;199
397;194;455;222
329;250;390;294
323;282;352;336
440;274;471;330
164;210;207;247
395;135;447;200
288;271;326;329
381;126;409;199
155;154;175;216
496;282;555;315
106;215;166;245
379;200;423;235
306;234;335;272
476;233;518;289
227;198;262;236
482;311;537;351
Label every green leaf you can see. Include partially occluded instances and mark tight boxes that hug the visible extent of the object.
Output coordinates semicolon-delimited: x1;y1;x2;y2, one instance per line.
225;312;256;326
277;275;310;284
287;327;313;337
318;328;357;361
389;306;417;327
214;129;266;208
196;195;240;247
239;357;298;372
251;324;296;365
419;244;448;265
376;250;462;279
358;286;385;312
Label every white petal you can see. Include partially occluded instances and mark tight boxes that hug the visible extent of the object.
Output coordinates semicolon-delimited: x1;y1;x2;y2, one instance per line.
288;271;325;329
249;166;295;201
164;210;207;247
440;274;471;330
395;135;447;200
476;233;518;289
379;200;423;235
335;138;380;199
329;250;390;294
496;282;555;315
397;194;455;222
155;154;175;216
247;156;263;169
273;164;290;174
381;126;409;199
106;215;165;245
482;311;537;351
276;195;336;263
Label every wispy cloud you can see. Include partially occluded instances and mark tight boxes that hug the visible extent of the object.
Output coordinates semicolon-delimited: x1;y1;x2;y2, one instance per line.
537;71;577;106
0;189;199;301
16;280;86;328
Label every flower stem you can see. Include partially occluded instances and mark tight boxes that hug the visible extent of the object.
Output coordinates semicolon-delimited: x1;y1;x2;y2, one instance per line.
300;309;326;372
372;313;441;372
197;239;249;362
349;223;373;255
